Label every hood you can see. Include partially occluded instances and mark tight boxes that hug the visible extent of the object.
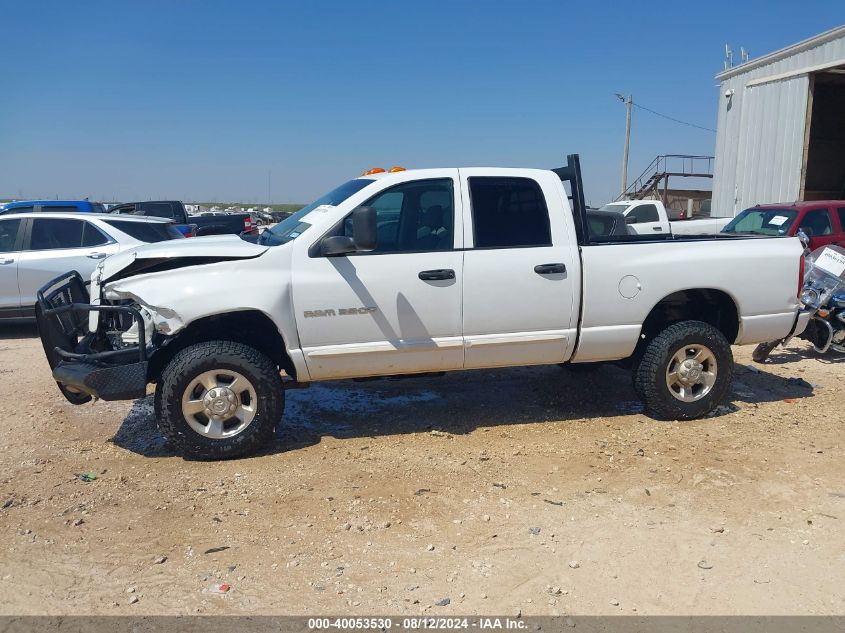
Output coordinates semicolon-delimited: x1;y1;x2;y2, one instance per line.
98;234;269;283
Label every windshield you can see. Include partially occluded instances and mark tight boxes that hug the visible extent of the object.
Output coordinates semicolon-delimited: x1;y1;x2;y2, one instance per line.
599;202;631;213
258;178;374;246
722;208;798;236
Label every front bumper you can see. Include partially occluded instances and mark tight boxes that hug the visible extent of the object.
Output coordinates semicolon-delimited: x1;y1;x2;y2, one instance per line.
36;271;149;403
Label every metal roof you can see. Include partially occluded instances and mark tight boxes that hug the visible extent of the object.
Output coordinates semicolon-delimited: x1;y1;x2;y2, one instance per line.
716;24;845;80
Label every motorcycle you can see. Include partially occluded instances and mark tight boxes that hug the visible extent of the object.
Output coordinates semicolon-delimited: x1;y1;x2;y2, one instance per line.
753;241;845;362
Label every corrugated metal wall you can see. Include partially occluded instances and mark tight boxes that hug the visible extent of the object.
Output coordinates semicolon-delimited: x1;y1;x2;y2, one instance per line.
711;28;845;217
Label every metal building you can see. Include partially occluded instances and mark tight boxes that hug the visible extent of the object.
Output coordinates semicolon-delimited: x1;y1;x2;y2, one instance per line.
712;25;845;217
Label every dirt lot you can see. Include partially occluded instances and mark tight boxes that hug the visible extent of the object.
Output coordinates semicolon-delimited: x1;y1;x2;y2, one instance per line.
0;322;843;616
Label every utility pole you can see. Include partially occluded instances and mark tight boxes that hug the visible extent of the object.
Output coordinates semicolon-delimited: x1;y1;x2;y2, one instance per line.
616;93;633;196
268;170;271;207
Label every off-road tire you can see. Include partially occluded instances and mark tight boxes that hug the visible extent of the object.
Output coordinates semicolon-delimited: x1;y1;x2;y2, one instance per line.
633;320;733;420
155;341;284;460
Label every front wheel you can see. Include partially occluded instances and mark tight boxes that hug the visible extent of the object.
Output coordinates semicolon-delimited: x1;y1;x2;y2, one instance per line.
633;321;733;420
155;341;284;460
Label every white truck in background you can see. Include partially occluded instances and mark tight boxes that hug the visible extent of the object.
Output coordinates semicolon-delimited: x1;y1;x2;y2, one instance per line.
35;155;809;460
599;199;731;236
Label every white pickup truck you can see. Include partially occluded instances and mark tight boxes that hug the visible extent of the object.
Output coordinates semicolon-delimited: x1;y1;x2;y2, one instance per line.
599;199;731;236
36;155;809;459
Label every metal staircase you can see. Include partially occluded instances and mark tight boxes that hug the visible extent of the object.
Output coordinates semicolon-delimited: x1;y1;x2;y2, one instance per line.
618;154;713;201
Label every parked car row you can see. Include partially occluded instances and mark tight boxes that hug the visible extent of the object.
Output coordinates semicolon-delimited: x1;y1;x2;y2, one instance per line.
0;212;183;318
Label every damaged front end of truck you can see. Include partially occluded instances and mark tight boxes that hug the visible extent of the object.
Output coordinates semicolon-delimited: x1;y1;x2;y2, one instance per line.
36;238;269;404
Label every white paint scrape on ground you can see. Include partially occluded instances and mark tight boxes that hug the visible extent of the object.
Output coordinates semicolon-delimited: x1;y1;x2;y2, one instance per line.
0;322;843;615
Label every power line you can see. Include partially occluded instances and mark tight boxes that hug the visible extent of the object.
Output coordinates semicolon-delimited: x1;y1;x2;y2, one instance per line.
630;101;716;133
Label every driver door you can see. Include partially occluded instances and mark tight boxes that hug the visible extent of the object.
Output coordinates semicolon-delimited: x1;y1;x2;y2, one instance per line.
292;171;465;380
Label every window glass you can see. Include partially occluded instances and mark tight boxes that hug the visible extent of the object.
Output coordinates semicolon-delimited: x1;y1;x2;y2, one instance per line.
111;204;138;215
836;208;845;230
138;202;176;219
798;209;833;236
30;219;85;250
343;179;454;253
0;219;21;252
469;177;551;248
722;208;798;235
41;205;82;213
3;206;33;214
82;222;110;247
261;179;374;246
104;220;184;243
630;204;659;223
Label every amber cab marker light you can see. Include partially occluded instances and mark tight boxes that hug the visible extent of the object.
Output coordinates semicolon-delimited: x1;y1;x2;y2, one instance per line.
389;166;406;173
362;167;385;176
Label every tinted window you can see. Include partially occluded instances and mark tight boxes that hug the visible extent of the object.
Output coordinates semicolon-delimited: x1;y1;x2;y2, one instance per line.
82;222;110;247
111;204;137;215
836;208;845;231
104;220;184;243
469;177;551;248
30;219;85;250
41;205;83;213
0;219;21;252
630;204;659;223
139;202;176;219
344;179;454;253
798;209;833;236
3;206;33;215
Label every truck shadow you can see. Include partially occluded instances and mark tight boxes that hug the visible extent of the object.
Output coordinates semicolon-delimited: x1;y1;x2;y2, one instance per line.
111;361;817;459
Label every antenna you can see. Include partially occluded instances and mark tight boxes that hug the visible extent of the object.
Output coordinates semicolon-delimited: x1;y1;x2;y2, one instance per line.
724;44;734;70
740;47;749;63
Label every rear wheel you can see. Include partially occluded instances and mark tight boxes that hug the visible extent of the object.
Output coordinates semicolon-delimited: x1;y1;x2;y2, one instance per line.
633;321;732;420
155;341;284;460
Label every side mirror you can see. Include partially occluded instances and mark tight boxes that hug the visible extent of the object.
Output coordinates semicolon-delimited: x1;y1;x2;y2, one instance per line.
351;206;376;251
319;206;377;256
320;235;357;256
625;215;638;225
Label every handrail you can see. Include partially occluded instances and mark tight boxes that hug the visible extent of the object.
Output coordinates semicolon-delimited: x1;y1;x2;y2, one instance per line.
618;154;714;201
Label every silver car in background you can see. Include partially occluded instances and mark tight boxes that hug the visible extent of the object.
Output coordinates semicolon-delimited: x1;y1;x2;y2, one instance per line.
0;212;184;318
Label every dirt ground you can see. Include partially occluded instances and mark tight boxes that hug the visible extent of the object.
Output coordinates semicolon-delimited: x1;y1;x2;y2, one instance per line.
0;322;843;616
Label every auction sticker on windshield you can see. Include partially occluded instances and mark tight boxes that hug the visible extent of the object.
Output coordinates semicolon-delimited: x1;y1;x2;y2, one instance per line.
768;215;790;226
815;247;845;277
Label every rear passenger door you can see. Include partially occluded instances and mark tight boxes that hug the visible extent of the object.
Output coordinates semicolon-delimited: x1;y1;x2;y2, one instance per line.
17;218;119;307
460;170;579;368
0;218;24;313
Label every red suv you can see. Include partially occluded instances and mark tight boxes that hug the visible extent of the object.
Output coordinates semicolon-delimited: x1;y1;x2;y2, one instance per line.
722;201;845;250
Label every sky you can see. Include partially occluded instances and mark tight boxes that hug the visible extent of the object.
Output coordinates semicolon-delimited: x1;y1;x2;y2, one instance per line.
1;1;843;206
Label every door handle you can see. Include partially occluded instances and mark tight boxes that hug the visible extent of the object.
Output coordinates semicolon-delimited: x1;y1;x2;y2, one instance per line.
87;252;107;259
418;269;455;281
534;263;566;275
653;226;662;231
0;257;14;265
